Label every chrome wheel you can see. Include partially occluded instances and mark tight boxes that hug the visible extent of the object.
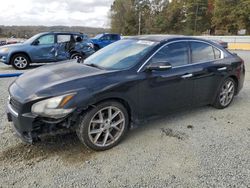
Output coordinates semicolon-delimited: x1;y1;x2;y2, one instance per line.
88;106;125;147
219;80;235;107
13;56;28;69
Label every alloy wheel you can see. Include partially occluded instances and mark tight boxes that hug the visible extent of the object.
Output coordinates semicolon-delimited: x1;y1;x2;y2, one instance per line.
13;56;28;69
72;55;83;63
219;80;235;107
88;106;125;147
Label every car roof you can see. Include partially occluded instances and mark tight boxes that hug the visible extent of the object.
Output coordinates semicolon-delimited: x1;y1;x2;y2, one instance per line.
126;35;213;43
39;32;85;35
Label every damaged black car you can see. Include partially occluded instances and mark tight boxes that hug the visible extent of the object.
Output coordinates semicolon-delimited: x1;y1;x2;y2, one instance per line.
7;35;245;150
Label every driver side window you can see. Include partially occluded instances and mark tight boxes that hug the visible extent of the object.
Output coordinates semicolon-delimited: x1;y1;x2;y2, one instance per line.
149;42;189;67
38;34;55;45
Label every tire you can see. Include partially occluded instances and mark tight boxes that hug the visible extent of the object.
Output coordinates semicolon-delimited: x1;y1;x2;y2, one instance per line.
71;53;84;63
76;101;129;151
212;77;236;109
11;53;30;70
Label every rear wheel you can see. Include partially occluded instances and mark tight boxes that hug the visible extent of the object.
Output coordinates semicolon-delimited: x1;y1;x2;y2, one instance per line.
76;101;129;151
11;54;30;70
71;53;84;63
213;77;236;109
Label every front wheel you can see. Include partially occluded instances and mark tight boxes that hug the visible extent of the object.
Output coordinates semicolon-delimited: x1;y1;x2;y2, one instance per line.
213;77;236;109
11;54;30;70
76;101;129;151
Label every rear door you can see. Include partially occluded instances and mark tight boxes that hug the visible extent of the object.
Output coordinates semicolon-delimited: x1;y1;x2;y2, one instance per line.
55;34;73;61
189;41;225;106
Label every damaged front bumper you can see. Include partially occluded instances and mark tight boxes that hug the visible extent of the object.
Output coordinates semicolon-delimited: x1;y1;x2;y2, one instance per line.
6;102;78;144
7;103;35;143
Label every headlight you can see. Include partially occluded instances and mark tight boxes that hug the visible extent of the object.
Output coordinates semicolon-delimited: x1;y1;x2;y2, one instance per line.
31;93;76;119
0;47;9;53
87;43;94;49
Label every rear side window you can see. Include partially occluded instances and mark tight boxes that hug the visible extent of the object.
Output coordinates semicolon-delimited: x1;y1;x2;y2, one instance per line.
149;42;189;67
57;35;71;43
191;42;221;63
214;47;221;59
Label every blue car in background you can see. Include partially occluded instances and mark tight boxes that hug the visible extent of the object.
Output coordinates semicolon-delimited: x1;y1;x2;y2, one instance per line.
0;32;95;69
91;33;121;51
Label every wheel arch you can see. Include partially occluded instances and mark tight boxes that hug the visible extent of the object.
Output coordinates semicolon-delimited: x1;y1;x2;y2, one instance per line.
70;51;85;57
80;97;133;128
10;51;32;63
212;74;239;105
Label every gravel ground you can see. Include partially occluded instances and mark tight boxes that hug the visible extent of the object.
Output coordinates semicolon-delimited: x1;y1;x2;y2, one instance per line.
0;51;249;188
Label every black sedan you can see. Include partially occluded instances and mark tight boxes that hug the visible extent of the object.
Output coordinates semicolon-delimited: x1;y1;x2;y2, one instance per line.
7;35;245;151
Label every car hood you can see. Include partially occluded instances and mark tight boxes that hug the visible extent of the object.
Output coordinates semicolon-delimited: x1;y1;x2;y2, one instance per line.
0;43;25;49
10;60;114;102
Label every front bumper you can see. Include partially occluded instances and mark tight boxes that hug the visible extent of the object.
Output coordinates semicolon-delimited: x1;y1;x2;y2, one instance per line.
7;103;36;143
0;54;8;64
6;100;77;143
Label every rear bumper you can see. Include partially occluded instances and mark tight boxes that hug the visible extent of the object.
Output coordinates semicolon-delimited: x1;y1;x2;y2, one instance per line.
236;63;245;94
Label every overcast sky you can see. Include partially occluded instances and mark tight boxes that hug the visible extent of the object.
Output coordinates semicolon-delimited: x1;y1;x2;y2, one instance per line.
0;0;114;27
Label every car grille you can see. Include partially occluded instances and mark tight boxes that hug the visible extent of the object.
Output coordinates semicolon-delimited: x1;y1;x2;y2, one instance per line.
10;97;22;112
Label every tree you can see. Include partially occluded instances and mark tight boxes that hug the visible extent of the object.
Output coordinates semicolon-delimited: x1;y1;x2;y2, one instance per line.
212;0;240;34
184;0;212;34
110;0;250;35
110;0;138;35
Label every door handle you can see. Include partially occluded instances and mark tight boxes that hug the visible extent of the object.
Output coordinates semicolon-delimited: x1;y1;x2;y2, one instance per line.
181;73;193;79
217;67;227;71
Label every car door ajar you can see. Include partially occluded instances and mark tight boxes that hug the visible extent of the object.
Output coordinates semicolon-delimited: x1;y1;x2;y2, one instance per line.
138;41;195;118
29;34;56;63
55;34;73;61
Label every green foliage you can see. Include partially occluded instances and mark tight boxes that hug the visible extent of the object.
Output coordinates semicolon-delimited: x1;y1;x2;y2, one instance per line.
110;0;250;35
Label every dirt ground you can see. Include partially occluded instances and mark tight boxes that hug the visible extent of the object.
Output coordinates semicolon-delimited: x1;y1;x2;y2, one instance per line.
0;51;249;187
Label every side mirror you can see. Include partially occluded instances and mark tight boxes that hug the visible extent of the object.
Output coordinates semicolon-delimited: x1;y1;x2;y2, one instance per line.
146;61;172;71
32;40;39;45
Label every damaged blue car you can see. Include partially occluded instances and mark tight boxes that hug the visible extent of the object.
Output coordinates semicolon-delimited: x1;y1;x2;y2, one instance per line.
0;32;95;69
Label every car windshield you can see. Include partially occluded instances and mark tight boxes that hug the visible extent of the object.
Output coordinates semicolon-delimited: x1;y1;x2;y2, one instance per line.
84;39;157;70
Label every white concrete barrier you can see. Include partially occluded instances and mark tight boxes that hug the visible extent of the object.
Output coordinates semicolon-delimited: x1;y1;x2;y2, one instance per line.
196;36;250;50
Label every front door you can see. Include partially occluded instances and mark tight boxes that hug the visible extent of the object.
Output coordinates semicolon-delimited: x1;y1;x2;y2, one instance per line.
138;41;194;118
29;34;56;62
